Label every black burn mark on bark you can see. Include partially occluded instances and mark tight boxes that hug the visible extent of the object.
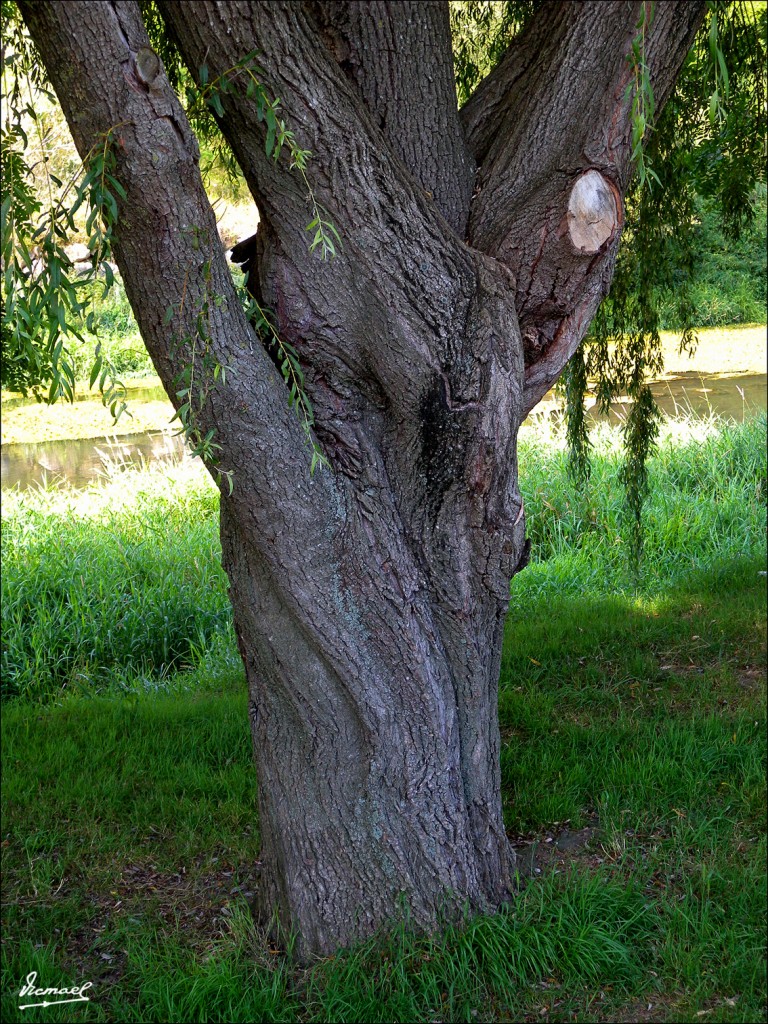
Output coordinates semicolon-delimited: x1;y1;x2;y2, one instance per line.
419;372;468;519
513;537;531;575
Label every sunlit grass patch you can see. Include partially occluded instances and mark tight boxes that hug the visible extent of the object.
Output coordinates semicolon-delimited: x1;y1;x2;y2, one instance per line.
516;412;767;598
0;394;174;445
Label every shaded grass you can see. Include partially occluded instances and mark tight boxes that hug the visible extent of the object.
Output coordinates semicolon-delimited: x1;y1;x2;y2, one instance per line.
1;413;766;1021
5;659;755;1022
0;867;662;1023
1;463;237;701
2;616;764;1022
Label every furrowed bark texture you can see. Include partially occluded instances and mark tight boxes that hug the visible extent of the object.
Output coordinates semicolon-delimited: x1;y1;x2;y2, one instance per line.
308;0;475;233
22;0;704;957
462;0;704;413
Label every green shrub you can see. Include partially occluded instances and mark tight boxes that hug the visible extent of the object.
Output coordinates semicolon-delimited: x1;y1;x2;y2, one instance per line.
656;185;767;329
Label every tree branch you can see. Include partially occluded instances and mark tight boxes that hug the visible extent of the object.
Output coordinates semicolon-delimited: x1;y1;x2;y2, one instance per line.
462;0;705;413
460;3;574;169
156;0;482;436
308;0;474;235
18;0;332;511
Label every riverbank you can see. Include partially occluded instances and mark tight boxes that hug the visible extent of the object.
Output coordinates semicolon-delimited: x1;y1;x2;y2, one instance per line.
651;323;766;377
2;413;765;1022
0;378;172;446
1;325;765;446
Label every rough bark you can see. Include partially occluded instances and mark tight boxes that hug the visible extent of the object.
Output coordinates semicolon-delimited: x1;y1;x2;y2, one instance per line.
20;0;704;958
462;1;704;414
308;0;475;234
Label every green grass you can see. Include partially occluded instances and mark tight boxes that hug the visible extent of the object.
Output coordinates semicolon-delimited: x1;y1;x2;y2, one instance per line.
516;414;767;598
1;462;237;701
1;413;766;1022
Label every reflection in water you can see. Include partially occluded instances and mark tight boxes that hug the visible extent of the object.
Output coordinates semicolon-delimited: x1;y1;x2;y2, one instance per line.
2;372;766;491
523;372;766;429
1;429;191;492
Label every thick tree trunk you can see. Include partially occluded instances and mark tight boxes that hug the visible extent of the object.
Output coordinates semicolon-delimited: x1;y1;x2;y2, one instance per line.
20;0;704;958
219;480;522;954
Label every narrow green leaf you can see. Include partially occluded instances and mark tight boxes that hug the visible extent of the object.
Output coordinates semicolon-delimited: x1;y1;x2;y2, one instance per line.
108;176;127;200
89;355;103;389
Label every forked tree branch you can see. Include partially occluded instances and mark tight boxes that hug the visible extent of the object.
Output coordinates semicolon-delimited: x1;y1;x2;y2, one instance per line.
460;3;575;169
157;0;480;410
462;0;705;412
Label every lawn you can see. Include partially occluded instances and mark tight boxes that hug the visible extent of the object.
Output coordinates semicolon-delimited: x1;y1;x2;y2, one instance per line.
1;413;766;1022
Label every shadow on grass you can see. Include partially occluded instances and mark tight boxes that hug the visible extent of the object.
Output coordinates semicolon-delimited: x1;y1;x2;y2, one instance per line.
1;556;765;1022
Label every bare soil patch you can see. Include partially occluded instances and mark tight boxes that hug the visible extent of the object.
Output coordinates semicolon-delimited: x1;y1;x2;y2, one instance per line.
511;816;602;882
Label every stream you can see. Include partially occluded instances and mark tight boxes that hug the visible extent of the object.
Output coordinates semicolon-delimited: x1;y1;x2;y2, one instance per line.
1;371;765;491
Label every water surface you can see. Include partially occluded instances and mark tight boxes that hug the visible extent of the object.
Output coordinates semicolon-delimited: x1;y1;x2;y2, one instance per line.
1;429;190;492
2;371;765;491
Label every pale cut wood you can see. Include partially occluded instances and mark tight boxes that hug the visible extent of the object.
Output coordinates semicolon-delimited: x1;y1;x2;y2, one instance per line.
567;170;619;253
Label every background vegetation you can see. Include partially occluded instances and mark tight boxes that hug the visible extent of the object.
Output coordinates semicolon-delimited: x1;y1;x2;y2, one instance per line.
655;185;766;328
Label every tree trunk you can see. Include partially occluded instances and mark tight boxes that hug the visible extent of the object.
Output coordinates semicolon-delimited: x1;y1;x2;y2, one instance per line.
20;0;704;958
219;474;523;954
214;241;528;956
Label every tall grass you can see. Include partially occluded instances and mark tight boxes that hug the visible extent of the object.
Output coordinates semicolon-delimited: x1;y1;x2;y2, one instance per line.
516;413;767;599
0;462;236;701
3;413;765;703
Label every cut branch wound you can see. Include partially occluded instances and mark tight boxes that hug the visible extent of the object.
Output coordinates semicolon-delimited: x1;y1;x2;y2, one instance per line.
567;170;619;253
